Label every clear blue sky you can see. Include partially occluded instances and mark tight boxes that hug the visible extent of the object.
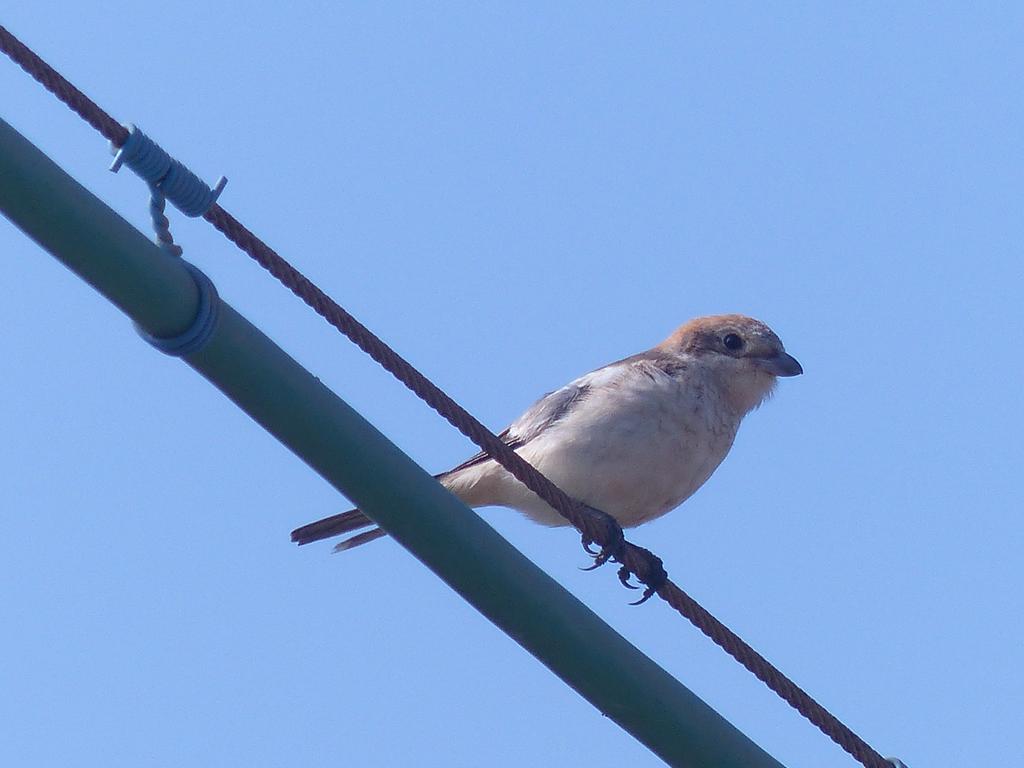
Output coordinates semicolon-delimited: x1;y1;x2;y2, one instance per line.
2;5;1020;767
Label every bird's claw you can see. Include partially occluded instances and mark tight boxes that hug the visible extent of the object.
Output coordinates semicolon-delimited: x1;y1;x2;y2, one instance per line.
580;544;618;571
617;565;639;589
576;505;667;606
618;561;658;604
578;504;626;571
628;587;658;606
624;546;668;606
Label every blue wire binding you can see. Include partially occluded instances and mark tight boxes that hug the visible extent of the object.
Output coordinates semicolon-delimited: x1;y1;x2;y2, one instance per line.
148;182;183;257
134;260;220;357
108;124;223;356
110;124;227;216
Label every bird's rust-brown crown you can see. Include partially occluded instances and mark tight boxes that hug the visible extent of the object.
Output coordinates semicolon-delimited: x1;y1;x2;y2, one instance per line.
658;314;780;355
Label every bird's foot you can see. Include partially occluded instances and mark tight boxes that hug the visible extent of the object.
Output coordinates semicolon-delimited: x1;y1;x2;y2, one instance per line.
619;544;668;605
577;505;667;605
578;504;626;570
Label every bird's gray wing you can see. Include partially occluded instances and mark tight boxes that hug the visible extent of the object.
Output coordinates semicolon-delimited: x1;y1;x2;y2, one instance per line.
443;350;688;476
291;352;684;547
443;376;596;475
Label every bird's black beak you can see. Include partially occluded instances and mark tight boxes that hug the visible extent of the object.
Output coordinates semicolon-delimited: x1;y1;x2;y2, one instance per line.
757;352;803;377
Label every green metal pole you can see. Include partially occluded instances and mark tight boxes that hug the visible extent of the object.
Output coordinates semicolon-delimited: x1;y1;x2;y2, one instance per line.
0;117;786;768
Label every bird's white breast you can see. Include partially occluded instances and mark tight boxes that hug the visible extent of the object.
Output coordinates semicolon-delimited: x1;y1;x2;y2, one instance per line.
449;361;740;528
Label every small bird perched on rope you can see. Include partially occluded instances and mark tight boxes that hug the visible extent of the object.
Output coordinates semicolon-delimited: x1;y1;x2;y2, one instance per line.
291;314;801;552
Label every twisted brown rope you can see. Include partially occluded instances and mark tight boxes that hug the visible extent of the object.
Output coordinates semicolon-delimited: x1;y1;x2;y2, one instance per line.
0;26;126;145
1;23;895;768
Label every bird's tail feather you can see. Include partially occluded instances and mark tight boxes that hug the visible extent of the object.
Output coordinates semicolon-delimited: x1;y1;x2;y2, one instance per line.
291;472;456;553
332;526;388;552
291;507;377;546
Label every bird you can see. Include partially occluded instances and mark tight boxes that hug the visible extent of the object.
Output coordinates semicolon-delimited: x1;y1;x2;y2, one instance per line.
291;314;802;552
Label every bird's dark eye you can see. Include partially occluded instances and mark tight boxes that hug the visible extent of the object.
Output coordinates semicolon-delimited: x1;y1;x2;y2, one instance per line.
723;333;744;351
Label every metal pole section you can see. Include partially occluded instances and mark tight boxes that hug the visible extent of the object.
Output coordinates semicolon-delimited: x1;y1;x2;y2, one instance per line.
0;117;786;768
